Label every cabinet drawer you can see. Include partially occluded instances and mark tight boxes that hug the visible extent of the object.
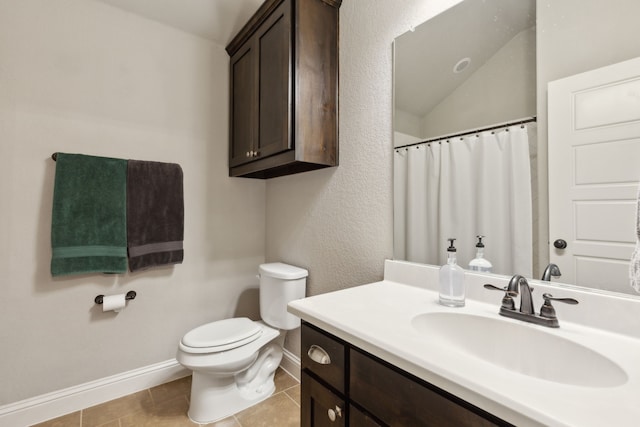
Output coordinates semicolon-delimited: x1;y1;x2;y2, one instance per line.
350;349;505;427
301;323;345;393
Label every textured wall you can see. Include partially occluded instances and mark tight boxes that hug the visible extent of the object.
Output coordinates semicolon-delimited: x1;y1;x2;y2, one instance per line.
266;0;462;356
0;0;265;405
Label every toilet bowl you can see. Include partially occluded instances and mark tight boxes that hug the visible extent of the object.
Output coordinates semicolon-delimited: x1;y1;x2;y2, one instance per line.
176;263;307;424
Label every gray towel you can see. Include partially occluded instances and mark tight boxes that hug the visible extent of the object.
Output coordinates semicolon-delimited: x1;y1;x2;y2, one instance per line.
127;160;184;272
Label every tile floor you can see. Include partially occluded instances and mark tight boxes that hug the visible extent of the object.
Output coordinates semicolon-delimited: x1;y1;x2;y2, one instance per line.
32;368;300;427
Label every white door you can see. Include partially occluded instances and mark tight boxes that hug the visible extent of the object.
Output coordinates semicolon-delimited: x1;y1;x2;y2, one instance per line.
548;57;640;294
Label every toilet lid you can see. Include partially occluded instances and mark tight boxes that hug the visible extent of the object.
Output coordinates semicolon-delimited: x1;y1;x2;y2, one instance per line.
181;317;262;350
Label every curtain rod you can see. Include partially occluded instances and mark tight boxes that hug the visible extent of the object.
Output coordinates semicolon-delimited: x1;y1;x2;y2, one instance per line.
394;116;537;151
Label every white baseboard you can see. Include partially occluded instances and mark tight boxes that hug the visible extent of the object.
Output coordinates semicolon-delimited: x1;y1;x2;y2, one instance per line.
0;352;302;427
280;348;301;381
0;359;189;427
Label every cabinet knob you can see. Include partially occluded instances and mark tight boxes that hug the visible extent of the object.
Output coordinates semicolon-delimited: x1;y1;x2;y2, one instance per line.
327;405;342;421
246;151;251;157
308;344;331;365
253;150;259;157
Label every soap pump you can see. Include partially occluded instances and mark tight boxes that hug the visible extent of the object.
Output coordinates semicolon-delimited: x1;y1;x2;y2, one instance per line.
439;238;465;307
468;235;493;273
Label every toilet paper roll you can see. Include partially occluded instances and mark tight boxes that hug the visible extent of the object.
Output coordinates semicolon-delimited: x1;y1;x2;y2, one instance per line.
102;293;127;312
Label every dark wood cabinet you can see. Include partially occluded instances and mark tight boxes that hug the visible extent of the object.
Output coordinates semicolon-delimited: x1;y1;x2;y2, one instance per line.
226;0;340;179
349;405;383;427
302;371;346;427
229;42;256;168
301;322;513;427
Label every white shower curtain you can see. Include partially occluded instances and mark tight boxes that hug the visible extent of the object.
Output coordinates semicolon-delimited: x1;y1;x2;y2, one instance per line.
394;124;534;277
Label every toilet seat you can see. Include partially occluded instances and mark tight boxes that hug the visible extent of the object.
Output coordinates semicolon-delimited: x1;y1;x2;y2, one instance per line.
180;317;263;354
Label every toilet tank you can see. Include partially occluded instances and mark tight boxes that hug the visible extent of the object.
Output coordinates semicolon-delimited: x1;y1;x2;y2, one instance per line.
259;262;308;330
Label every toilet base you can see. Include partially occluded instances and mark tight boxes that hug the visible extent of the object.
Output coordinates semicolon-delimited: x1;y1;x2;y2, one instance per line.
187;342;283;424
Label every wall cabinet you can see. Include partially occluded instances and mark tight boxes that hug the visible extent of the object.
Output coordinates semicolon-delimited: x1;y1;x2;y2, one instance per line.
226;0;340;179
301;322;513;427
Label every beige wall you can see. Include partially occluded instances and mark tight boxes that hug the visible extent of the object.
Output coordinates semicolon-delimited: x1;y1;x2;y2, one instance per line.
266;0;462;356
0;0;266;405
394;109;422;139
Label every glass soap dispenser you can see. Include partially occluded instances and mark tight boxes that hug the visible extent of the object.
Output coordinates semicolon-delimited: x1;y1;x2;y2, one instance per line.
468;235;493;273
439;238;465;307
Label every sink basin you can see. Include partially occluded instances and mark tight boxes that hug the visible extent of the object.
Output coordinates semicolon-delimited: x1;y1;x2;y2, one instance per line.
411;312;627;388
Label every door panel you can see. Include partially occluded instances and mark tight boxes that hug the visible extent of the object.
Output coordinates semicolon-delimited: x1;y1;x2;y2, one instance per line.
548;57;640;291
256;0;291;159
301;371;345;427
229;43;256;167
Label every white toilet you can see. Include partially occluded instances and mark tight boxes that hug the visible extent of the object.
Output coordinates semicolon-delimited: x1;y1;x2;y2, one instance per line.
176;262;308;424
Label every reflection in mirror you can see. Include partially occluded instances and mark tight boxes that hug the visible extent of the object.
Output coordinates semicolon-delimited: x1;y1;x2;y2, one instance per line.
393;0;537;276
394;0;536;143
393;0;640;296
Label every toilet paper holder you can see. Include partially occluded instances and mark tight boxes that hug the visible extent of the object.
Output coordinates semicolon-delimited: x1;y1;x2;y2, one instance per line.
95;291;137;305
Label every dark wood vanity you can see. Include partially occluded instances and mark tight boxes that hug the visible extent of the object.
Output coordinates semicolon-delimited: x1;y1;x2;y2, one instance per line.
225;0;340;179
301;322;512;426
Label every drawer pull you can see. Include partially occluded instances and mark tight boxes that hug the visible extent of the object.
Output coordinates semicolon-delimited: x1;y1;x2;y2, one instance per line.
327;405;343;421
308;344;331;364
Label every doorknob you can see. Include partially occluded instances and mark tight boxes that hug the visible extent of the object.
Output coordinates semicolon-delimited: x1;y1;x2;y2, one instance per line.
553;239;567;249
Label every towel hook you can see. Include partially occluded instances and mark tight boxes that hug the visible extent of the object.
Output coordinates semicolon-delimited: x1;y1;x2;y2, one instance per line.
94;290;137;305
51;153;58;161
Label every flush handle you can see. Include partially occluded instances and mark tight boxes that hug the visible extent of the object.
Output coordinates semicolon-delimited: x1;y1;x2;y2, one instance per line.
307;345;331;365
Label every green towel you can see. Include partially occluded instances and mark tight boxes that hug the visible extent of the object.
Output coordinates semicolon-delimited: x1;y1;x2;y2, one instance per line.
51;153;128;276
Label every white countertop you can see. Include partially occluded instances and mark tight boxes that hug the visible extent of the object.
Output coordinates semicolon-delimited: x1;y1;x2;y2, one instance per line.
288;261;640;427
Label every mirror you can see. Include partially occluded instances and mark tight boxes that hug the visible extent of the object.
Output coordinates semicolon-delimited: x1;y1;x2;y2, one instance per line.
393;0;640;296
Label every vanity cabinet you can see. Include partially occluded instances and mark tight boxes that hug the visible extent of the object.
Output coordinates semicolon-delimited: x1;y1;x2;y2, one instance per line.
226;0;340;179
301;322;512;427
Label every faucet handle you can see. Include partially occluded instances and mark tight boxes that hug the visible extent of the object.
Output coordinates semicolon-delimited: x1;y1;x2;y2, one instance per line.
540;293;579;319
483;284;515;310
483;284;507;292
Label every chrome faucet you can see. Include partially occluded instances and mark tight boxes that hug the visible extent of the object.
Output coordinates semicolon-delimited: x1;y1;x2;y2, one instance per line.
509;275;534;314
541;263;561;281
485;275;578;328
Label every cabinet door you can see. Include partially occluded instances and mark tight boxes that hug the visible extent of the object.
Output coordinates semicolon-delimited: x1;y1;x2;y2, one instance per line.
255;0;292;159
350;349;506;427
301;371;346;427
350;405;383;427
229;41;256;167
